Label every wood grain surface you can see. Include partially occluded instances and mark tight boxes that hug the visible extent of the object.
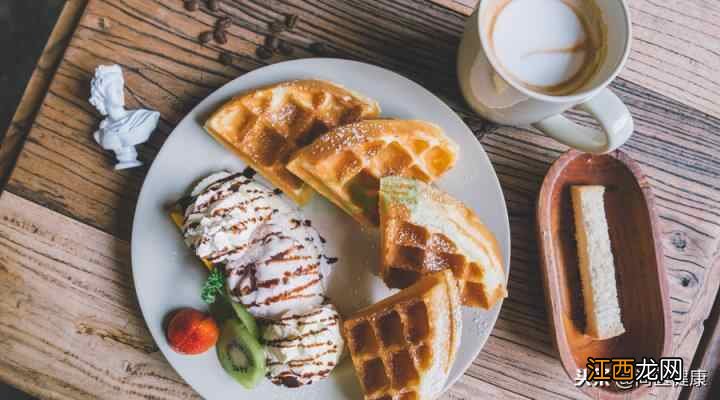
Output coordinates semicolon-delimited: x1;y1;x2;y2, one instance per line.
0;0;718;399
0;0;88;191
686;261;720;400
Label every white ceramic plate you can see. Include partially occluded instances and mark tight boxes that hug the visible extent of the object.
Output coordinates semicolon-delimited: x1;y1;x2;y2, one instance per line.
132;58;510;400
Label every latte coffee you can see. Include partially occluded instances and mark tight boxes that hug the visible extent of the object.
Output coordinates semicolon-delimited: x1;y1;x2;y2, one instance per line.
487;0;607;96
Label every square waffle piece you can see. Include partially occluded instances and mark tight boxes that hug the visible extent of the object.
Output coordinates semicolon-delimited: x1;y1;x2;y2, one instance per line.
204;80;380;205
342;269;461;400
379;176;507;309
286;120;458;227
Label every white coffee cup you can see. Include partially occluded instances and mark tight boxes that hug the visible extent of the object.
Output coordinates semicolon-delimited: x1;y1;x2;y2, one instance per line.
458;0;633;153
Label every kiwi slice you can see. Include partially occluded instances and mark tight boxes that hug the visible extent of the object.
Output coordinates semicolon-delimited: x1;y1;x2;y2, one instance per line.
225;287;260;339
217;319;267;389
209;288;260;339
229;300;260;338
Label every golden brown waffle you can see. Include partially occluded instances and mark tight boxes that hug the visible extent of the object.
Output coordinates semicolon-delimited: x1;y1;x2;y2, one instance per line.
286;120;458;227
379;176;507;309
342;270;461;400
204;80;380;204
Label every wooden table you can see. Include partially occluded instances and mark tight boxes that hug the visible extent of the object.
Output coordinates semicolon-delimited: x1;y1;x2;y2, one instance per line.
1;0;718;399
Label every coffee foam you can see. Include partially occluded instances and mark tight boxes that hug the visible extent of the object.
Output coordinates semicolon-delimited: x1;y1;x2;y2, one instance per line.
488;0;607;96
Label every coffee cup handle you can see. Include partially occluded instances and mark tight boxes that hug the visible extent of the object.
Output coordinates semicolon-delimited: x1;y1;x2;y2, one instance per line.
531;88;634;154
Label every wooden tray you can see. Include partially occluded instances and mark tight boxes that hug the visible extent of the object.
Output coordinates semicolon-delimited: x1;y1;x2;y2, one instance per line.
537;149;672;399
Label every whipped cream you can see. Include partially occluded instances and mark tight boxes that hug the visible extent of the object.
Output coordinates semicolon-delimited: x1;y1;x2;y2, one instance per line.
182;171;328;319
263;304;344;387
182;171;293;264
225;212;326;319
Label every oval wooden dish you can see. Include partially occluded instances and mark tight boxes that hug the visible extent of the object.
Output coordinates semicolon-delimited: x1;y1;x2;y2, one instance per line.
536;149;672;399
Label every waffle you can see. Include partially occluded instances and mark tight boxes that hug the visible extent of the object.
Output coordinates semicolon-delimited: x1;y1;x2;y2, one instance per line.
286;120;458;227
204;80;380;204
343;269;461;400
379;176;507;309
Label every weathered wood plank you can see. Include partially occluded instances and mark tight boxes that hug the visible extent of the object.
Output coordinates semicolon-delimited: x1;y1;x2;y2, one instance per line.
625;0;720;119
0;192;198;400
684;257;720;400
429;0;475;15
0;0;88;190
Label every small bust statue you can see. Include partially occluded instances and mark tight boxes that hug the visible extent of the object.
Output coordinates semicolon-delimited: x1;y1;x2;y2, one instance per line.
89;65;160;170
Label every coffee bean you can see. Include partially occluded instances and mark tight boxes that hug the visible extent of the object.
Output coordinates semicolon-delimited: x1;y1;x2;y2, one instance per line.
207;0;220;12
264;35;278;50
309;42;328;54
184;0;199;12
199;31;213;44
269;20;285;33
213;29;228;44
217;16;232;30
242;167;257;179
256;45;273;60
277;40;294;55
285;14;299;30
219;52;234;65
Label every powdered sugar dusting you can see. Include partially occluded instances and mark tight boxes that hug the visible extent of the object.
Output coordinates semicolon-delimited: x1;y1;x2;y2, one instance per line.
471;314;491;334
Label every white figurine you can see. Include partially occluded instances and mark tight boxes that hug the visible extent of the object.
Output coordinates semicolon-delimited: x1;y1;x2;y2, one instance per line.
89;65;160;170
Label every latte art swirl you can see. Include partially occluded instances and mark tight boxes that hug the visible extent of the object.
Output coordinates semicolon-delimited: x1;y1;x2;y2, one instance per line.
488;0;607;95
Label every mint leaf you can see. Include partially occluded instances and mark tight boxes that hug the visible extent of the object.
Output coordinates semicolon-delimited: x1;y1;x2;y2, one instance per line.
201;267;225;304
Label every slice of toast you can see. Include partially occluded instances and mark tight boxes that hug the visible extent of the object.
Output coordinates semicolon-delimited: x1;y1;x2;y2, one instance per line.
571;185;625;340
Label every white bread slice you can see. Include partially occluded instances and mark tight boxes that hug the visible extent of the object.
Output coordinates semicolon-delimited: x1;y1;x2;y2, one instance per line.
571;185;625;340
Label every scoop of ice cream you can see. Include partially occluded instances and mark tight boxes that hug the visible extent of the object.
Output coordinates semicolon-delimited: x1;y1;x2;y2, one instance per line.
182;171;294;264
190;171;232;196
183;171;331;320
225;212;327;319
263;303;344;387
